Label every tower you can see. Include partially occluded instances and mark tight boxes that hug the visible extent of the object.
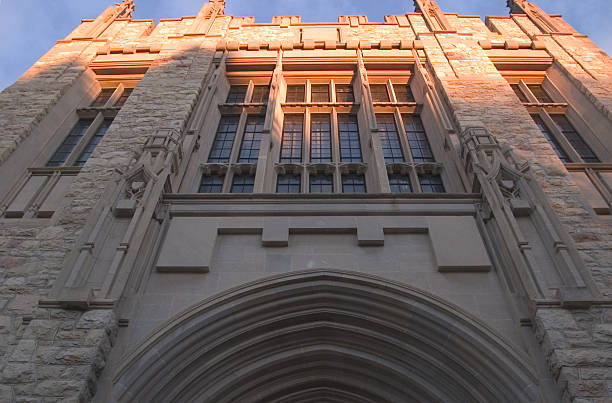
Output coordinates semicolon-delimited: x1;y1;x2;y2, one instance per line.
0;0;611;401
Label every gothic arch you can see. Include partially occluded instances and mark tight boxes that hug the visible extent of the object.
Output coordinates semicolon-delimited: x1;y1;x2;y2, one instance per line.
113;270;542;402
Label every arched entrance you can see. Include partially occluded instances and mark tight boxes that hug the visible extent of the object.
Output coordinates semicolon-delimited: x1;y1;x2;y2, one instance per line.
113;270;541;402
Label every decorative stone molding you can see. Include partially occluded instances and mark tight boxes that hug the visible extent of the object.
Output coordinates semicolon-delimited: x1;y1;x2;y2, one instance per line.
113;270;541;402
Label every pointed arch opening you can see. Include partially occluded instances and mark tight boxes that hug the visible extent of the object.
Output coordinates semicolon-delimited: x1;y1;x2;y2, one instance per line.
113;270;541;402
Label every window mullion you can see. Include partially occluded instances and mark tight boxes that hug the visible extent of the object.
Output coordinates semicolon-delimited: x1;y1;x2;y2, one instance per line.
65;112;104;166
304;110;311;163
106;84;124;108
518;80;538;103
394;109;414;163
540;110;582;162
230;109;249;163
330;108;340;163
245;81;255;103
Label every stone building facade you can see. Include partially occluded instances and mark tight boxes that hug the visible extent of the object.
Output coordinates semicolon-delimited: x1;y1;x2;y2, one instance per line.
0;0;611;401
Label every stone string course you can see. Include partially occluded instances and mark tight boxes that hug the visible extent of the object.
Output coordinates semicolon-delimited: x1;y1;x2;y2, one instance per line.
0;2;610;401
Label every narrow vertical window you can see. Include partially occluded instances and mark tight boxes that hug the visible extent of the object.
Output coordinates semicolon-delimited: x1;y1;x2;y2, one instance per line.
550;115;599;162
393;83;415;102
419;174;445;193
208;116;239;163
231;175;255;193
527;85;553;103
47;119;94;167
276;174;301;193
335;84;354;102
226;85;248;103
238;116;264;163
342;174;366;193
286;85;305;102
376;114;404;163
510;84;528;103
531;115;570;162
75;119;113;166
199;175;224;193
388;174;412;193
403;115;434;162
310;114;332;163
280;115;303;163
311;84;330;102
91;89;115;107
338;115;362;162
309;175;333;193
370;84;390;102
250;85;270;103
114;88;134;108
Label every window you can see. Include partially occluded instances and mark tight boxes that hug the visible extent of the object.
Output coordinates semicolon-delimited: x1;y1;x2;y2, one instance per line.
286;85;305;102
335;84;354;102
389;174;412;193
403;115;434;162
231;175;255;193
208;116;239;163
238;116;264;163
309;174;333;193
310;114;332;163
114;88;133;108
419;174;445;193
342;174;366;193
276;174;301;193
510;84;529;103
91;89;115;107
226;85;248;103
370;84;390;102
75;119;113;166
527;84;553;103
251;85;270;103
47;119;94;167
311;84;330;102
531;115;570;162
376;114;404;163
280;115;304;163
393;83;415;102
338;115;362;162
199;175;224;193
550;115;599;162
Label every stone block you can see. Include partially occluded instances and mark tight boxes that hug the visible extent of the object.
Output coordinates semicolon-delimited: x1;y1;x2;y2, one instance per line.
113;198;137;217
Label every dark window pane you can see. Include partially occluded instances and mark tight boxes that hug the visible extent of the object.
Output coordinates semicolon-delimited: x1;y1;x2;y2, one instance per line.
338;115;362;162
208;116;239;163
550;115;599;162
370;84;390;102
251;85;270;103
389;174;413;193
238;116;264;163
114;88;134;108
402;114;434;162
309;174;333;193
342;174;366;193
510;84;528;103
527;84;553;103
75;119;113;166
276;174;301;193
393;83;415;102
231;175;255;193
310;114;332;163
419;174;445;193
47;119;94;167
531;115;570;162
311;84;330;102
376;114;404;163
91;89;115;107
286;85;305;102
226;85;248;103
280;115;303;163
335;84;354;102
198;175;224;193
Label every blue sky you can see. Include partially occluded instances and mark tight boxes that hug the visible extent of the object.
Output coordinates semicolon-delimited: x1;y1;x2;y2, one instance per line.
0;0;610;91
